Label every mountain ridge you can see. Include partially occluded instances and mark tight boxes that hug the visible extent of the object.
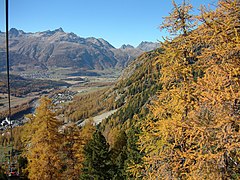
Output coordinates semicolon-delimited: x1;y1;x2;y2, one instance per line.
0;28;159;73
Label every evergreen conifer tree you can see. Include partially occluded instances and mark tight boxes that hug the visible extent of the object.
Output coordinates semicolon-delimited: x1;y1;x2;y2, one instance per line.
110;130;128;180
125;125;144;180
80;130;113;180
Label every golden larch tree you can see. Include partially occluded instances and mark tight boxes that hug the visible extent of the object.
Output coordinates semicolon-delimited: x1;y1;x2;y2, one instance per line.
22;97;62;180
139;0;239;179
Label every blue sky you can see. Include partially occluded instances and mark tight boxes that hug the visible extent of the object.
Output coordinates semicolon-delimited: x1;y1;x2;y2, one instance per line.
0;0;216;48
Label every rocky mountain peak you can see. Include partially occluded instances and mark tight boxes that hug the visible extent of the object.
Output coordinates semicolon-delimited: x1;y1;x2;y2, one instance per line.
137;41;159;51
40;28;65;37
98;38;115;49
9;28;25;37
120;44;134;49
55;27;64;32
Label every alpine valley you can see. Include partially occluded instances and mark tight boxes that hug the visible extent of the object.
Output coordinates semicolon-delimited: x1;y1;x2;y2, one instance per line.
0;1;239;179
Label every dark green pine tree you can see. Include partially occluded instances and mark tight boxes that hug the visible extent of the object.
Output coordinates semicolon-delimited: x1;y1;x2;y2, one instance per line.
80;130;113;180
111;131;128;180
112;146;127;180
125;125;144;179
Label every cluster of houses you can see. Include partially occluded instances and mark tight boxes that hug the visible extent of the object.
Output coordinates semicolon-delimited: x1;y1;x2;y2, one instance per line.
51;90;77;105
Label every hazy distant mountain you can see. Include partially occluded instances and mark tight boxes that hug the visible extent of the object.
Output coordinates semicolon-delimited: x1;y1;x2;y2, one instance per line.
137;41;159;51
0;28;159;72
120;44;135;49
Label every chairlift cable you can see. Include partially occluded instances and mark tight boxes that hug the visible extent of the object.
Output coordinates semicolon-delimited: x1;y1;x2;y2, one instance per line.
5;0;14;174
5;0;11;120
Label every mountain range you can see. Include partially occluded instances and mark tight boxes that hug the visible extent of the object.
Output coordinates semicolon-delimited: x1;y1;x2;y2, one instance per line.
0;28;159;72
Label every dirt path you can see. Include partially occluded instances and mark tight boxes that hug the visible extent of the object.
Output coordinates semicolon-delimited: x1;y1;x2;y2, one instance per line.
77;109;118;126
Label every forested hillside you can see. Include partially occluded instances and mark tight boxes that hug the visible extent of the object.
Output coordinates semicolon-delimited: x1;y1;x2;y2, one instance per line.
3;0;239;179
101;0;240;178
100;50;162;136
